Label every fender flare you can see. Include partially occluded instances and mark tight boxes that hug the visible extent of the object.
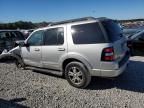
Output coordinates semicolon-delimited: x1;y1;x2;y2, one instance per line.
59;53;92;72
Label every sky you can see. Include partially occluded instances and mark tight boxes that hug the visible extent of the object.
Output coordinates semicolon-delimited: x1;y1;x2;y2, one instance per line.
0;0;144;23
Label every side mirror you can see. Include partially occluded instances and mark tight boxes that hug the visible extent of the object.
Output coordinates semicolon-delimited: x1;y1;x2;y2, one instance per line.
24;42;29;47
15;41;24;47
15;41;29;47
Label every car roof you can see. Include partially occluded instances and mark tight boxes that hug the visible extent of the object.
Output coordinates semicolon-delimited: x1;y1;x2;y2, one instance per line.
34;17;111;31
48;17;109;26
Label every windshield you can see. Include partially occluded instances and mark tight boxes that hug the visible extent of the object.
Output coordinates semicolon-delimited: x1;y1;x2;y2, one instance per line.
102;20;123;42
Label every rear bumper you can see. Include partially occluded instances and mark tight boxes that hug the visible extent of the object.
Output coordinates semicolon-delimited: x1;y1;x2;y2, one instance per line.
100;60;129;77
91;51;130;77
91;61;129;77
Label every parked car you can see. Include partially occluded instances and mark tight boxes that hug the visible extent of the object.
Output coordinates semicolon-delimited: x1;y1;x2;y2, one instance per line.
8;17;129;88
123;28;140;39
127;30;144;56
0;30;25;58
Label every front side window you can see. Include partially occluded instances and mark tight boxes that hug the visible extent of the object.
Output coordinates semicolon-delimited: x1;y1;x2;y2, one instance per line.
27;30;43;46
44;27;64;45
71;23;105;44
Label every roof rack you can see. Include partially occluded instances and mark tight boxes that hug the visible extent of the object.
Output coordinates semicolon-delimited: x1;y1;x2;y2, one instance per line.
48;17;96;26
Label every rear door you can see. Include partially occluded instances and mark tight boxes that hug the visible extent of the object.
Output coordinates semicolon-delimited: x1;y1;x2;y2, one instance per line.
41;27;67;70
102;20;127;61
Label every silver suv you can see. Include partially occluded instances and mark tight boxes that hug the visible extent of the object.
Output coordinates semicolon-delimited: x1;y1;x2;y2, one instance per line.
10;17;129;88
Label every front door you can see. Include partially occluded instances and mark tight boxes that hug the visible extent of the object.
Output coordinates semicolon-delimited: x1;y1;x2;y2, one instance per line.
21;30;44;67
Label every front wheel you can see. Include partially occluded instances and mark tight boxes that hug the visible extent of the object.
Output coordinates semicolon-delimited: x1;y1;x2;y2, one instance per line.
15;59;25;70
65;62;91;88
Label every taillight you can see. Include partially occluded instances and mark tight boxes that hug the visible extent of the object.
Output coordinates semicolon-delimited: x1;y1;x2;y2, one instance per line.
101;47;114;61
127;41;132;48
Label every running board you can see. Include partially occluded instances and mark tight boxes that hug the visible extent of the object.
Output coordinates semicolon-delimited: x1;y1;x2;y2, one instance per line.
26;66;63;76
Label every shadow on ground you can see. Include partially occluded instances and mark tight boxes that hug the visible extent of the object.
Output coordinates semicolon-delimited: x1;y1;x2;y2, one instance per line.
0;98;29;108
33;60;144;93
87;60;144;93
0;59;15;64
2;58;144;93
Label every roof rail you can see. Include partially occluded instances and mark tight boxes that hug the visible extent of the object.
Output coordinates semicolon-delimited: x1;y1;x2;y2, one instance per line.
48;17;96;26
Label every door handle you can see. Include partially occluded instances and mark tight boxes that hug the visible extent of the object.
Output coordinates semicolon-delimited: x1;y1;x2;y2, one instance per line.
34;48;40;51
58;48;65;51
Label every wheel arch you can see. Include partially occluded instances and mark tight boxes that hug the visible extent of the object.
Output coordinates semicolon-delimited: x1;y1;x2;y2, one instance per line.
61;56;92;75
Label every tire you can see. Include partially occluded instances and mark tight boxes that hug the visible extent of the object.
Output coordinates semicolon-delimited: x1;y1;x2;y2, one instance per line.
15;59;25;70
65;61;91;88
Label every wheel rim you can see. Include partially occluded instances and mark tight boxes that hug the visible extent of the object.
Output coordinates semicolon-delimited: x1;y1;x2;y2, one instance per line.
68;66;84;85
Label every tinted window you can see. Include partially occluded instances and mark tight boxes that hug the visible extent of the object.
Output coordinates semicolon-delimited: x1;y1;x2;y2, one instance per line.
44;27;64;45
0;32;13;40
10;32;17;38
0;31;25;40
71;23;105;44
102;20;123;42
27;30;43;46
0;32;7;39
13;31;25;40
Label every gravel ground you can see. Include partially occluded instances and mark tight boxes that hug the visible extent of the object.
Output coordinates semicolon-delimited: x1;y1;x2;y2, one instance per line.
0;56;144;108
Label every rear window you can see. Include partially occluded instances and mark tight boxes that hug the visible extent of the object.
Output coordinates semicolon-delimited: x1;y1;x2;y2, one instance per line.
102;20;123;42
71;22;105;44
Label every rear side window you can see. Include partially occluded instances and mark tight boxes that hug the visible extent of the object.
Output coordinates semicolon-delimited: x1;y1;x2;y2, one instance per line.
102;20;123;42
71;23;105;44
44;27;64;45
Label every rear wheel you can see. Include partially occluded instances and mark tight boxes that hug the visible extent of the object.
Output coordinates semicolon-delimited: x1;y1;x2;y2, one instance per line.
65;61;91;88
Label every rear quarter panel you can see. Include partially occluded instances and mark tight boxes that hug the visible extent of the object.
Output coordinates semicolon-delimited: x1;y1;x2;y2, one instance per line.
66;24;112;70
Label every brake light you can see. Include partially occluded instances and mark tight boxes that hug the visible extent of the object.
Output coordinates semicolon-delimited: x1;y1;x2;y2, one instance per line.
127;44;132;47
127;41;132;48
101;47;114;61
